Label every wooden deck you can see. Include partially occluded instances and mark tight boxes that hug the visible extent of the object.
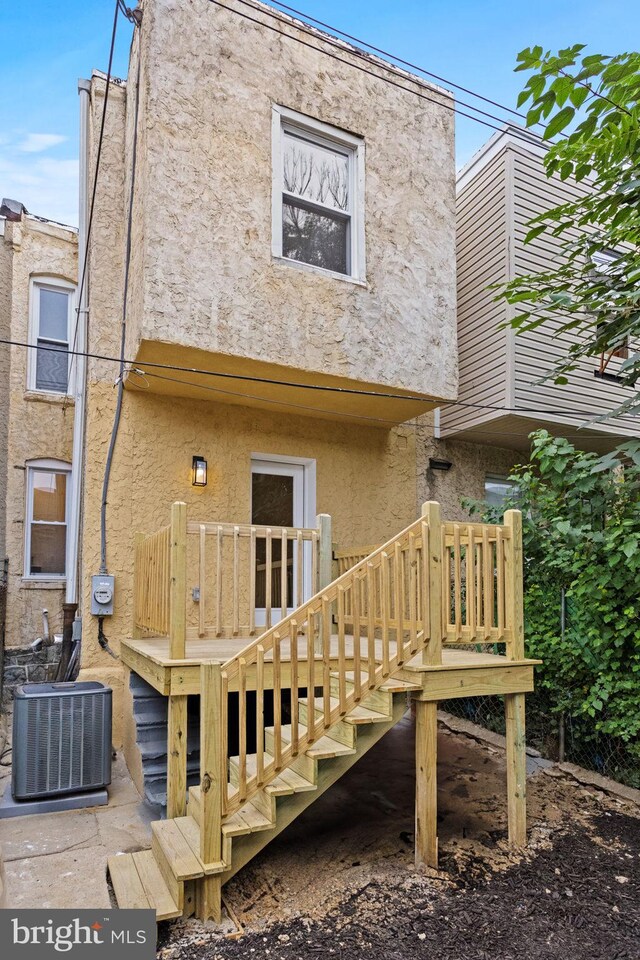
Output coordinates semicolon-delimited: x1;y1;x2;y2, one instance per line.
121;634;539;699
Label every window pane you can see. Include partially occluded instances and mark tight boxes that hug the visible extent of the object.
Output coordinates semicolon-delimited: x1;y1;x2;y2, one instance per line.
252;473;295;609
39;288;69;341
32;471;67;522
485;476;516;508
36;341;68;392
283;133;349;212
30;523;66;576
283;201;348;275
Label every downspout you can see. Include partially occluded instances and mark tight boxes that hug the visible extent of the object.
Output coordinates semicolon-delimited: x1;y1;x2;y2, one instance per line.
60;78;91;679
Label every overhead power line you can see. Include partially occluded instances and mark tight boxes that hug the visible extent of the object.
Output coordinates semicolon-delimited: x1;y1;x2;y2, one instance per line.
206;0;553;142
2;337;633;422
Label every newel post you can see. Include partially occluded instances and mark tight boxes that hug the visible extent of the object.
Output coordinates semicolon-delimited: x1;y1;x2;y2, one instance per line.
503;508;527;847
421;501;443;667
197;660;224;922
169;501;187;660
316;513;333;591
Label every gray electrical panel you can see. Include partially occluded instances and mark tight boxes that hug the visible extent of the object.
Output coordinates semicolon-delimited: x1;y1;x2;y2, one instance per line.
91;574;115;615
12;681;112;800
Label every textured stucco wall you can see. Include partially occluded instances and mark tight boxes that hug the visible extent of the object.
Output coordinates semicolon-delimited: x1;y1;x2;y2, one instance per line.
416;417;523;520
0;217;77;648
124;0;457;401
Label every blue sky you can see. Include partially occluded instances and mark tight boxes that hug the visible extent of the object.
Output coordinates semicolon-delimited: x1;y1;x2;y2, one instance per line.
1;0;638;226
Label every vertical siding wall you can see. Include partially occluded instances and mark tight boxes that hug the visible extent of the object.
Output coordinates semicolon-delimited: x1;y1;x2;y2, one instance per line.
441;148;510;437
511;148;638;437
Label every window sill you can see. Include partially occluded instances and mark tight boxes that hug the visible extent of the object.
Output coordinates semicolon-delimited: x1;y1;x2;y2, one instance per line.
24;390;74;406
593;369;625;385
20;579;66;590
271;255;368;288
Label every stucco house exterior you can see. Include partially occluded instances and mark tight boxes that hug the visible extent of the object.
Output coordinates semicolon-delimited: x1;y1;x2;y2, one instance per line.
0;202;78;685
77;0;460;741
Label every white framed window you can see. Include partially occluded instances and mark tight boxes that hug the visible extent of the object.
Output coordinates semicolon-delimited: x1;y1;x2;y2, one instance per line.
28;277;76;395
24;460;71;579
272;105;365;282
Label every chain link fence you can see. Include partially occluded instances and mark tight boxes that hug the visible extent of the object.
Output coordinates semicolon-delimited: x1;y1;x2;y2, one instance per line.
445;689;639;789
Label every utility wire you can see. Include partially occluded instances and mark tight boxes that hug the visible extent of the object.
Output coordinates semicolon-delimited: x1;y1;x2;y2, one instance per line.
206;0;552;141
67;0;122;393
3;337;634;421
242;0;538;126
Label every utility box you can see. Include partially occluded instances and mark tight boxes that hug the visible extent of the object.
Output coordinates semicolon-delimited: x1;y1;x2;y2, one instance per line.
12;682;112;800
91;574;115;615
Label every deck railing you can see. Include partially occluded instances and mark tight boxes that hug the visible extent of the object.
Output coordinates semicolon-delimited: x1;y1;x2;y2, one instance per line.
132;506;333;658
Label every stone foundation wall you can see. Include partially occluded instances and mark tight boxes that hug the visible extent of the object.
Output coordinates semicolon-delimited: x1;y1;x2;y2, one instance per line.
3;643;61;697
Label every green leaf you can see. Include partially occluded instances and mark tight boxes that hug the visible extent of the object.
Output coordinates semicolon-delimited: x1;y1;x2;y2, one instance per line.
545;105;576;139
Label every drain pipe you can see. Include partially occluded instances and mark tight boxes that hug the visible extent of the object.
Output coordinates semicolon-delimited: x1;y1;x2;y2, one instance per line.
61;78;92;677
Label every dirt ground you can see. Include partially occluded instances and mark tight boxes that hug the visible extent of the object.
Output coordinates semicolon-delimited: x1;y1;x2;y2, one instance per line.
157;714;640;960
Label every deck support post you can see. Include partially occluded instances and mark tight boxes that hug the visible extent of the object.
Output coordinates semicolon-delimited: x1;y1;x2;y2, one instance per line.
415;698;438;868
196;661;224;922
166;694;188;819
169;501;187;660
421;501;443;666
505;692;527;847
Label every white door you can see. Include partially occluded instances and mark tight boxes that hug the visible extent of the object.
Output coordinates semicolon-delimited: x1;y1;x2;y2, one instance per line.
251;456;315;625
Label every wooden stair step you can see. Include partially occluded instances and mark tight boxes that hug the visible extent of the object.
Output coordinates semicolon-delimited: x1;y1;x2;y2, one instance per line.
333;670;422;695
344;703;392;725
108;853;151;911
267;723;356;759
132;850;182;920
229;754;316;796
151;818;204;881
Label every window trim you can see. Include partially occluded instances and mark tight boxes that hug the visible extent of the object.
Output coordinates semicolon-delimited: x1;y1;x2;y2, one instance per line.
24;459;72;581
27;276;76;396
271;105;366;283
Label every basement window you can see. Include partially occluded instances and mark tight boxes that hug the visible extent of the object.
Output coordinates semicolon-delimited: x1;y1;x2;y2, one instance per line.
272;106;365;282
485;475;517;508
28;278;76;394
25;460;71;579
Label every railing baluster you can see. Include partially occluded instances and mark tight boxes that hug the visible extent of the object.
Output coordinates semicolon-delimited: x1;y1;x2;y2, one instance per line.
337;585;346;712
381;551;390;676
352;576;361;698
311;531;318;591
322;596;332;726
453;524;462;640
265;528;272;630
256;646;264;785
483;526;492;639
497;528;505;639
408;532;418;655
306;613;316;741
198;524;206;639
216;525;223;638
238;657;247;803
221;669;228;815
476;541;482;634
281;528;288;621
394;542;404;664
366;562;376;687
273;633;282;769
290;621;299;754
296;530;303;610
467;526;476;639
249;526;257;636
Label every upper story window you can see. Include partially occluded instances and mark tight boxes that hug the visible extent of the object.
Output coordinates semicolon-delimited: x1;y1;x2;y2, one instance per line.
28;278;76;395
25;459;71;579
272;106;365;282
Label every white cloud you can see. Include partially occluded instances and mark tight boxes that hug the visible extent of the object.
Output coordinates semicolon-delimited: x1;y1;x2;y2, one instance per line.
0;153;78;226
18;133;67;154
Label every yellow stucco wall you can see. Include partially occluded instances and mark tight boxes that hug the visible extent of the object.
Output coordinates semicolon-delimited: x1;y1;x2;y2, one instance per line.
0;216;77;648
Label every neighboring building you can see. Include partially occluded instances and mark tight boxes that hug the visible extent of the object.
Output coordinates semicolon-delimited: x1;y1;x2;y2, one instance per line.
440;124;639;454
78;0;458;740
0;202;78;679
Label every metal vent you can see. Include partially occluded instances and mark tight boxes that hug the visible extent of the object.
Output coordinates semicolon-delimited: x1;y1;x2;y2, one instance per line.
12;682;112;800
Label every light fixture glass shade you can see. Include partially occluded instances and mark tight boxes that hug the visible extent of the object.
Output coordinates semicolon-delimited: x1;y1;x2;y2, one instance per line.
192;456;207;486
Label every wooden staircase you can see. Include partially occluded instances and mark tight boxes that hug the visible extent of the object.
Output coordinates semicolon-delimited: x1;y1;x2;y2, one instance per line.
108;672;421;919
109;503;529;922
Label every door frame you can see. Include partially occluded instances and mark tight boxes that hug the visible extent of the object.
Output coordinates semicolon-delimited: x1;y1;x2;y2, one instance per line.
250;454;317;623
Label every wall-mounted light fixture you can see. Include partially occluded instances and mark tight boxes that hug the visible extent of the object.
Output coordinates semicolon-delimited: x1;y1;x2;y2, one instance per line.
428;458;452;472
192;456;207;487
